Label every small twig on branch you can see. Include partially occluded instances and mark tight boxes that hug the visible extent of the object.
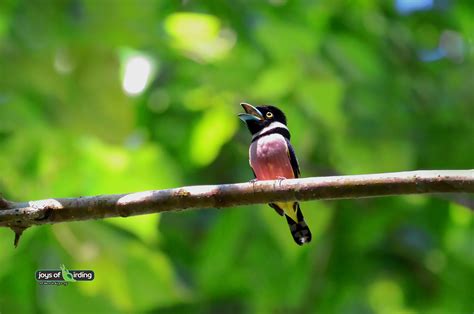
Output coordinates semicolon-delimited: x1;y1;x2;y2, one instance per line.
1;170;473;246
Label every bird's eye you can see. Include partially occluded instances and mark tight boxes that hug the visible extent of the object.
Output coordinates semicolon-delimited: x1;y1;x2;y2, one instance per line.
266;112;273;118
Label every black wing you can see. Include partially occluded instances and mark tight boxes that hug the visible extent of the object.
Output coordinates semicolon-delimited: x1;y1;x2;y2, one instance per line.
286;139;300;178
251;167;257;178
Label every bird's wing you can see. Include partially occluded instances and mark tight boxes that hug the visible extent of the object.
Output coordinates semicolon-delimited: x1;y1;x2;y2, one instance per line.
286;139;300;178
249;160;257;178
251;168;257;179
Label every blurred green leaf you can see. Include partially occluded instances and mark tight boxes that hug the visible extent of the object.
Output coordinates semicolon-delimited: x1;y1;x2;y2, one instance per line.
189;104;237;166
164;12;235;62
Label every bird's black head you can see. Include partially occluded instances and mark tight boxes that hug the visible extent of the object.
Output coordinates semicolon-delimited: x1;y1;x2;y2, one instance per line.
238;103;287;135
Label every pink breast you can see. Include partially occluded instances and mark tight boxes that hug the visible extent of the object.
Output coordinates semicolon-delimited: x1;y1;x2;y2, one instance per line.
249;134;295;180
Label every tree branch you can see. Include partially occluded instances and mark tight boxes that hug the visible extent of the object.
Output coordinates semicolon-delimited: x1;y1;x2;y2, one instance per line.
1;170;473;245
1;169;473;226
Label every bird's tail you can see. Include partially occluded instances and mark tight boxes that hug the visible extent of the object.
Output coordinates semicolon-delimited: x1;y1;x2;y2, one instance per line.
285;203;312;245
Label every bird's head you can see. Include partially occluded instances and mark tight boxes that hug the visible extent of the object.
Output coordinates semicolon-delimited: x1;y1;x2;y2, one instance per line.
238;103;287;135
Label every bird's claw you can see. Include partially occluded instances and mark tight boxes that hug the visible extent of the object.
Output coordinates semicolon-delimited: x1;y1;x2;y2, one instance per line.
273;176;286;188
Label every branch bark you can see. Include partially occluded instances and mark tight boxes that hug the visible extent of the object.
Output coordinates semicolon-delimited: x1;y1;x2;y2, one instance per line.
1;170;473;245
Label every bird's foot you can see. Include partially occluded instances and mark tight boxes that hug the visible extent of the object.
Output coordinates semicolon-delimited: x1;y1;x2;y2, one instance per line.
274;176;286;188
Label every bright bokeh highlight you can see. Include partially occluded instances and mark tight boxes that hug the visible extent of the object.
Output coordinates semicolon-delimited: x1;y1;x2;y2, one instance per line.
122;54;154;96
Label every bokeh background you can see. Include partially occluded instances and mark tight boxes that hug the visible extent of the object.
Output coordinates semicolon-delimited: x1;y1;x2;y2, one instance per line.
0;0;473;313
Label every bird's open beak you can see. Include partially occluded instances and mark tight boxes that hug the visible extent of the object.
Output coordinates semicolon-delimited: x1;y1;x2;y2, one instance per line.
238;103;264;122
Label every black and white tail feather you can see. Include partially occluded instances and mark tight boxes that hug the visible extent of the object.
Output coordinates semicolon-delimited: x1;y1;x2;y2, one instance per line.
270;202;312;245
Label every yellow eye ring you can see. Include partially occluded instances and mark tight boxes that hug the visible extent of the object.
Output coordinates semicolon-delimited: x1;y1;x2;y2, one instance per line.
266;112;273;118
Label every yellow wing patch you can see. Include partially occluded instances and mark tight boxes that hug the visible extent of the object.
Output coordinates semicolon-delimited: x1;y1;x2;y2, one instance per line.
275;202;298;221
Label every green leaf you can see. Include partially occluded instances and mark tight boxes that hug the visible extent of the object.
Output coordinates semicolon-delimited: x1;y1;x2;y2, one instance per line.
189;105;237;166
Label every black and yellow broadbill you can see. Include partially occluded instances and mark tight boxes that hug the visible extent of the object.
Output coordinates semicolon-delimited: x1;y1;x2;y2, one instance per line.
239;103;312;245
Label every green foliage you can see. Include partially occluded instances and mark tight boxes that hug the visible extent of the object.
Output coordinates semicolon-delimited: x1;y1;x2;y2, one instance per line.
0;0;473;313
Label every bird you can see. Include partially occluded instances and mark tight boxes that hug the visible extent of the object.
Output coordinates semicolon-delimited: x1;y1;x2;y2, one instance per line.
238;103;312;245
